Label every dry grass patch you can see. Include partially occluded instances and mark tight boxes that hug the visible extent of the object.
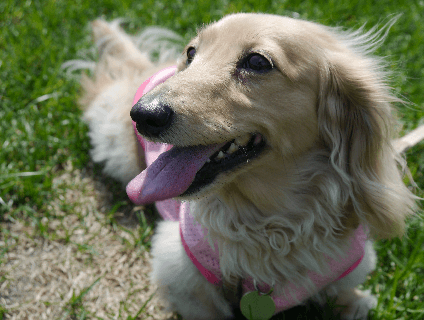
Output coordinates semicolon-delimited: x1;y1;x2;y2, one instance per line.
0;162;177;320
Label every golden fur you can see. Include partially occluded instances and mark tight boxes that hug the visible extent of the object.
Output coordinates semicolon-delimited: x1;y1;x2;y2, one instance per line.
77;13;416;319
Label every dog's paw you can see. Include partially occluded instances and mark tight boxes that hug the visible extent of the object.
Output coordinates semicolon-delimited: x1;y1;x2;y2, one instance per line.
340;290;377;320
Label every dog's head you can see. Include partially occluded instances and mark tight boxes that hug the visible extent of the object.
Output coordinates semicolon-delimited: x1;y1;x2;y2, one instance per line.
130;13;415;239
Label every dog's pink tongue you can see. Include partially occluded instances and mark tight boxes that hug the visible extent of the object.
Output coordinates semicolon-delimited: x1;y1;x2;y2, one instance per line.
126;144;219;204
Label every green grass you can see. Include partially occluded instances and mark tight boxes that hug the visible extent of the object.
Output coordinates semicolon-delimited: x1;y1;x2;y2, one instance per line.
1;0;423;319
60;277;102;320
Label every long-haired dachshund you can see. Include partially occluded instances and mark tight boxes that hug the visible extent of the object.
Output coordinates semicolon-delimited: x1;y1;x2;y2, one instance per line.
77;13;416;320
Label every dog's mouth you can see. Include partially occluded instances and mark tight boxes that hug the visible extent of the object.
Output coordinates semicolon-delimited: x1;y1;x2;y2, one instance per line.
182;133;266;196
126;133;267;204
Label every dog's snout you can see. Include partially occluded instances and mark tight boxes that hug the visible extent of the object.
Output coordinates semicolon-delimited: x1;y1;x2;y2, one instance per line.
130;99;174;137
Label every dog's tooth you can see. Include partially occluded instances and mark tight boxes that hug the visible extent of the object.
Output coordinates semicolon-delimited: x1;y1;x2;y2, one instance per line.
227;143;238;154
216;151;225;159
206;158;211;163
235;134;251;146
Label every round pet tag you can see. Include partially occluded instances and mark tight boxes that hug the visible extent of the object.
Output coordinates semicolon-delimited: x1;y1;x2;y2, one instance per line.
240;290;276;320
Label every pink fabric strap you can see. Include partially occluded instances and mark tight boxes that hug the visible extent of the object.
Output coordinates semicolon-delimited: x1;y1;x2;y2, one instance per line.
132;66;178;151
336;254;364;281
180;225;221;285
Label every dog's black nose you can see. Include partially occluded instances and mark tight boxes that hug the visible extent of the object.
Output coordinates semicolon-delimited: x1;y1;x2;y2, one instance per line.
130;99;174;137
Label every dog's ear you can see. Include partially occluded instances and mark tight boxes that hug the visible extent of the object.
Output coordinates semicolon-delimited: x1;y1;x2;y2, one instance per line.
318;50;415;239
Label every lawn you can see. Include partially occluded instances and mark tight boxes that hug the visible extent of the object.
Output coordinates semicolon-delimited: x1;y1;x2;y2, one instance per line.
0;0;423;319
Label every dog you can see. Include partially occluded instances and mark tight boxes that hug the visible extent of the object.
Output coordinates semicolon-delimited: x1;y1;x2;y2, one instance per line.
75;13;417;320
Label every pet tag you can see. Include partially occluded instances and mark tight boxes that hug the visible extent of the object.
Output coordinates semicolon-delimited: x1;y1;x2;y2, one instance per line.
240;290;276;320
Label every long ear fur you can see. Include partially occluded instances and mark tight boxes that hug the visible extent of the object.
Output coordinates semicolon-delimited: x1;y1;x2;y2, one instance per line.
318;23;416;239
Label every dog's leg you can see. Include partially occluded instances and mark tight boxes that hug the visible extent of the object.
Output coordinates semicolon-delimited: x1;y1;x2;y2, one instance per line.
335;287;378;320
322;241;378;320
150;221;234;320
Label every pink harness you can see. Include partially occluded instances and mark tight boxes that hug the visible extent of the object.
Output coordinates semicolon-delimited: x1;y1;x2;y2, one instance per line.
127;66;366;314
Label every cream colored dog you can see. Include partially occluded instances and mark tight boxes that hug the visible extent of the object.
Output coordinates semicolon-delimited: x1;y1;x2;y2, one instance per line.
76;13;416;320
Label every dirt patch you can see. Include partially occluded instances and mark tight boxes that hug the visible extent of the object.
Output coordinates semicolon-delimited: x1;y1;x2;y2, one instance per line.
0;161;176;319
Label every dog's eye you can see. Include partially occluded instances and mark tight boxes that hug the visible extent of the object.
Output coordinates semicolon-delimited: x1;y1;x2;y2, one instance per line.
186;47;196;65
242;54;272;72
